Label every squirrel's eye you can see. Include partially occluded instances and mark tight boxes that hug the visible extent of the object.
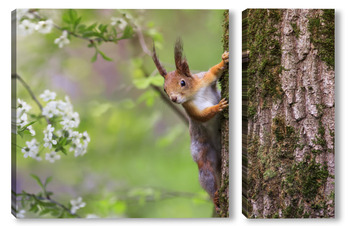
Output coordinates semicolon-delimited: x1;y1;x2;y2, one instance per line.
163;88;166;93
180;80;186;87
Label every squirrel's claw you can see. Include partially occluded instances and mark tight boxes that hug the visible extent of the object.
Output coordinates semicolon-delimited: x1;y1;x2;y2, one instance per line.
222;51;229;64
218;98;229;111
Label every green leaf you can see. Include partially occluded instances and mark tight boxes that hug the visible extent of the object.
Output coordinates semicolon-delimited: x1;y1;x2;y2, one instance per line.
98;50;113;61
149;75;164;87
77;24;86;32
120;25;134;39
58;137;67;146
137;90;157;107
62;14;71;24
62;9;80;32
133;77;151;89
29;203;39;213
91;49;98;62
39;208;51;216
73;17;82;31
147;28;163;43
87;23;97;30
68;9;78;22
98;24;108;34
60;148;67;155
82;31;101;38
18;120;36;132
44;176;53;188
17;129;31;138
31;174;45;192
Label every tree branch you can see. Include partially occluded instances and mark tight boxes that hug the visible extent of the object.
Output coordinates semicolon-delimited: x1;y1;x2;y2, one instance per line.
16;192;81;218
13;74;43;110
31;11;114;43
135;27;152;56
151;85;189;126
12;73;50;124
140;67;188;126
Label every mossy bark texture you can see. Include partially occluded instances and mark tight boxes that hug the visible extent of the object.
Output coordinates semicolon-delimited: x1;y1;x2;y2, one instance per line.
217;9;229;217
243;9;335;218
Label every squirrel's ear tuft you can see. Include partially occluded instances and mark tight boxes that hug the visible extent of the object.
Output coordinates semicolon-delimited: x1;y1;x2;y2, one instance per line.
174;38;191;77
152;42;167;77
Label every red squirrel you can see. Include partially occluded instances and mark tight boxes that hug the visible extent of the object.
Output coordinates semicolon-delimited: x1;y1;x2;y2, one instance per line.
152;38;229;208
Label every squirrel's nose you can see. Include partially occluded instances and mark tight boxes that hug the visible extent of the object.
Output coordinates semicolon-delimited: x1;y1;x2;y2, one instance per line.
171;96;177;103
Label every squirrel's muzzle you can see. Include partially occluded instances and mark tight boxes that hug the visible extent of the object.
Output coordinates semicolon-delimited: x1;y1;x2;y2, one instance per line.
171;96;178;103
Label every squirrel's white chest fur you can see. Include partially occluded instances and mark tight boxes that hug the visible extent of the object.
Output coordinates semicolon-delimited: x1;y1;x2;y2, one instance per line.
192;85;220;112
192;72;221;111
189;75;221;163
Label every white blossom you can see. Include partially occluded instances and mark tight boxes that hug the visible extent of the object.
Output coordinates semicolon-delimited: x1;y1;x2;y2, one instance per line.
17;98;32;116
16;209;26;218
17;112;28;127
69;131;82;145
45;151;61;163
40;90;56;102
110;17;127;30
60;114;80;131
17;9;33;20
42;101;59;118
60;118;76;130
54;30;70;48
43;124;57;149
73;143;87;157
70;197;86;214
82;131;90;146
21;147;31;158
35;19;54;34
16;107;36;136
27;125;36;136
69;112;80;128
68;131;87;157
18;19;35;36
21;138;41;160
57;100;71;114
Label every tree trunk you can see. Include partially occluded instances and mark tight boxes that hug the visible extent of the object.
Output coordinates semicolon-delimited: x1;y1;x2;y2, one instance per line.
243;9;335;218
217;9;229;217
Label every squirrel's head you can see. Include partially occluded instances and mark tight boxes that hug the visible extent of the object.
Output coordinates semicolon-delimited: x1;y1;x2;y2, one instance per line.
152;38;196;104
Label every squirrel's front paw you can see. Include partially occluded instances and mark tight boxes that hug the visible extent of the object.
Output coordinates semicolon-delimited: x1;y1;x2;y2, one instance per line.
218;98;229;112
222;51;229;64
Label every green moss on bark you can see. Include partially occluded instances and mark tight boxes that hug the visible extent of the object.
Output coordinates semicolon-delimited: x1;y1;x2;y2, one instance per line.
247;9;283;119
308;9;335;69
216;9;229;218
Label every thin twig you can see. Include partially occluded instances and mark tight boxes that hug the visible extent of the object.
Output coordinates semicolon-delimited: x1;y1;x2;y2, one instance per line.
140;67;188;126
135;27;152;56
13;74;43;110
151;85;189;126
13;73;50;124
17;192;81;218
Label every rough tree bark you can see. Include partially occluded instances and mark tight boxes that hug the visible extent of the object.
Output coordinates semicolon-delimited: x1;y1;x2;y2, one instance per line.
243;9;335;218
217;9;229;217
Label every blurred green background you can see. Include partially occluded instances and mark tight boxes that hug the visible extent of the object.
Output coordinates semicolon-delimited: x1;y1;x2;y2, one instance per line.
15;9;225;218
